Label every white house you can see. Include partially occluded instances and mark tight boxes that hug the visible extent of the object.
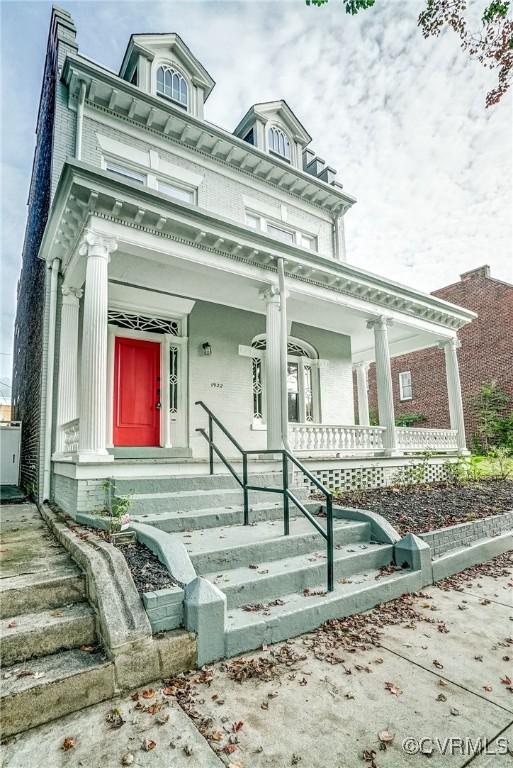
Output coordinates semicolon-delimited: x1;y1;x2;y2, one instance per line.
13;8;476;516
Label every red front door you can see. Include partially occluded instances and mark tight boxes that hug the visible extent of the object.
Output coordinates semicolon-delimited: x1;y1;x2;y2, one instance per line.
113;337;161;447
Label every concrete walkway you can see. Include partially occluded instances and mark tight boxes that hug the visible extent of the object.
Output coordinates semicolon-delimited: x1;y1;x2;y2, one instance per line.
2;564;512;767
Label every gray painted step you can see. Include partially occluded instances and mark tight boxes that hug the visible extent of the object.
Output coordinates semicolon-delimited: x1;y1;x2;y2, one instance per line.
132;500;291;532
179;518;370;574
0;648;115;738
128;486;305;515
0;567;86;619
115;471;287;495
2;603;96;667
207;542;394;609
224;568;421;657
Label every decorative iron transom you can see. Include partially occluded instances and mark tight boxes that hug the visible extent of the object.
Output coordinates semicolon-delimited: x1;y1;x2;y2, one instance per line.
108;310;180;336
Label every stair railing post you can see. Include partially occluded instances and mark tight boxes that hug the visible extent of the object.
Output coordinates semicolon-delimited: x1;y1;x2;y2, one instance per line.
282;452;290;536
326;494;334;592
208;414;214;475
242;452;249;526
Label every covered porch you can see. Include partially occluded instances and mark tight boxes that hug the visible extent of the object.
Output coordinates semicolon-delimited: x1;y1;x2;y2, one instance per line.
40;162;474;494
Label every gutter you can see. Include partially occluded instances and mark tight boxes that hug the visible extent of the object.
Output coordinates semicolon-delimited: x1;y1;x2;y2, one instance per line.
42;257;60;501
75;80;86;159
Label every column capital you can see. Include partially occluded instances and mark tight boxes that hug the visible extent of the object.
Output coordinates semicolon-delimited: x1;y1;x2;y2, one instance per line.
259;284;281;305
62;286;83;302
438;337;461;351
367;315;393;331
353;361;370;371
79;229;118;261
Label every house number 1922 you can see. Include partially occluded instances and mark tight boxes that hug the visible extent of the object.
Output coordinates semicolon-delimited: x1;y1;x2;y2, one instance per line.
210;382;223;388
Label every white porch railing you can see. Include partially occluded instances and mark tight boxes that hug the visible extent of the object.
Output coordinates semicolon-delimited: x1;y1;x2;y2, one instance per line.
62;418;79;454
290;424;386;453
396;427;459;452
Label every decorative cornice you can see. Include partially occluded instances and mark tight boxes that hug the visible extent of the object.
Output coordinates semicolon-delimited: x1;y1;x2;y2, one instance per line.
367;316;393;331
259;284;281;304
79;229;118;260
39;162;477;334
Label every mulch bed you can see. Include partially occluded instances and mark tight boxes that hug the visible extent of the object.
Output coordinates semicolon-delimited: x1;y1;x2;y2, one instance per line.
330;479;513;536
117;541;178;594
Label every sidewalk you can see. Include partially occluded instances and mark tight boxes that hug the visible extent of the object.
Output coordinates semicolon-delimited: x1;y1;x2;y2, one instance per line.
2;556;512;767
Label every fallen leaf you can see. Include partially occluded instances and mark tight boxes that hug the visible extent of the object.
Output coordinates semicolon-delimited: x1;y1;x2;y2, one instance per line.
222;743;237;754
183;745;193;756
433;659;444;669
450;707;460;716
50;610;64;617
210;730;223;741
384;681;402;696
142;688;156;699
79;645;95;653
378;730;394;744
500;675;512;685
61;737;76;751
436;693;447;702
7;620;16;629
141;737;156;751
105;707;125;729
483;685;493;692
121;753;134;766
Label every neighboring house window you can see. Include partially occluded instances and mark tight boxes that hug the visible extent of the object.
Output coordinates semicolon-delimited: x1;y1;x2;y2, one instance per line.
268;126;291;160
157;179;195;204
399;371;412;401
251;337;317;424
105;161;146;184
156;65;188;108
245;211;317;251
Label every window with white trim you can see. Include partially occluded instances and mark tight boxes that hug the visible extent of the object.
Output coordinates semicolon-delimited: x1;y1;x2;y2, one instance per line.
399;371;412;401
157;179;195;204
251;336;318;424
245;211;317;251
267;126;291;161
105;161;146;185
156;65;188;108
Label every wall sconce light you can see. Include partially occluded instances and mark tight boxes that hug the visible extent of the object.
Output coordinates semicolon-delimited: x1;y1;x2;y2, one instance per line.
202;342;212;356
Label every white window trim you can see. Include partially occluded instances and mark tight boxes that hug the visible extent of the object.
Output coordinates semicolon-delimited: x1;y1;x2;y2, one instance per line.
155;63;190;110
399;371;413;401
245;209;318;252
102;154;198;204
266;124;292;162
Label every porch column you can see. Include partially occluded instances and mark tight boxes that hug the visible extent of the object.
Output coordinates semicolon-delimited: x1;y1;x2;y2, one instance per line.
56;286;82;453
77;230;117;462
367;316;397;454
261;285;282;449
439;337;467;452
354;362;370;426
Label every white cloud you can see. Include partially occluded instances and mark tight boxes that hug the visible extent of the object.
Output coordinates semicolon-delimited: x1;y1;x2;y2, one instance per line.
1;0;511;385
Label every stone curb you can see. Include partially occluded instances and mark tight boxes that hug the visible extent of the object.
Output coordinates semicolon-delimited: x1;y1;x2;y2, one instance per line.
130;521;196;585
306;503;401;544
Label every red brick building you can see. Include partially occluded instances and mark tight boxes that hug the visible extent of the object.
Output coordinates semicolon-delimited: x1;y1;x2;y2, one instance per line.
366;266;513;447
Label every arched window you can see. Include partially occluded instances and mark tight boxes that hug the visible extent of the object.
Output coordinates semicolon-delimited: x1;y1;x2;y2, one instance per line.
251;336;317;423
156;65;188;108
267;126;291;161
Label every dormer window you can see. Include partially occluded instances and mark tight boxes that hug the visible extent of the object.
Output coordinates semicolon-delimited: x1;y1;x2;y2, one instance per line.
156;65;188;108
268;126;291;161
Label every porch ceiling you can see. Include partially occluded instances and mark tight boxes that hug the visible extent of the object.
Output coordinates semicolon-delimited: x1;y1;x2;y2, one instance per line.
39;161;476;362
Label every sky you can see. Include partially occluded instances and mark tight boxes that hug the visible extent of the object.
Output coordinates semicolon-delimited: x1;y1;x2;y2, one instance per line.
1;0;512;395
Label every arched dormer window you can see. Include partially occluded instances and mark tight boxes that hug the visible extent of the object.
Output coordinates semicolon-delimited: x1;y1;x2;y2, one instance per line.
267;126;291;161
251;336;318;423
156;65;188;108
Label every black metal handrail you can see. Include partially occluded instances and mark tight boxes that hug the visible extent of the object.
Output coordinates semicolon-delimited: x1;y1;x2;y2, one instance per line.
195;400;334;591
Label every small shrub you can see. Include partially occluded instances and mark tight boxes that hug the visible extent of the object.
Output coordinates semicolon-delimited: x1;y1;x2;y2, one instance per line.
486;447;513;481
97;479;131;532
395;412;426;427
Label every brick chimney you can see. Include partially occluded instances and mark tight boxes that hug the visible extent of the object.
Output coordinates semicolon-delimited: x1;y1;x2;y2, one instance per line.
460;265;491;281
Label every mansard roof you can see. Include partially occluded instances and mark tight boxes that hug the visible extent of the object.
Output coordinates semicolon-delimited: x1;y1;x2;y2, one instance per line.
119;33;215;99
234;100;312;146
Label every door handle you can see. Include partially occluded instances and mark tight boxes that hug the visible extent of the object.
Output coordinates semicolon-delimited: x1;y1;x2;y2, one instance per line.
155;401;161;410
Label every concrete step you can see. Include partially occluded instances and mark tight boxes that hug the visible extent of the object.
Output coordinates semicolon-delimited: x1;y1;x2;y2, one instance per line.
0;648;115;738
0;566;86;619
178;518;370;574
115;471;286;495
224;568;420;657
128;486;305;516
2;603;96;667
207;542;394;609
132;500;290;532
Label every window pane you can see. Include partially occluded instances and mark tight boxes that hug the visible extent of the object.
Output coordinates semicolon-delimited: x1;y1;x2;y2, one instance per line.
287;363;299;393
105;162;145;184
300;233;316;250
304;365;313;422
157;67;165;93
288;393;299;422
164;68;173;95
267;223;295;244
158;180;193;203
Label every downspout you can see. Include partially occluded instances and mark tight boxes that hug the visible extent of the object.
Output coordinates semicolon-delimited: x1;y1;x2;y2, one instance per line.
75;80;86;160
42;257;60;501
277;257;294;454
